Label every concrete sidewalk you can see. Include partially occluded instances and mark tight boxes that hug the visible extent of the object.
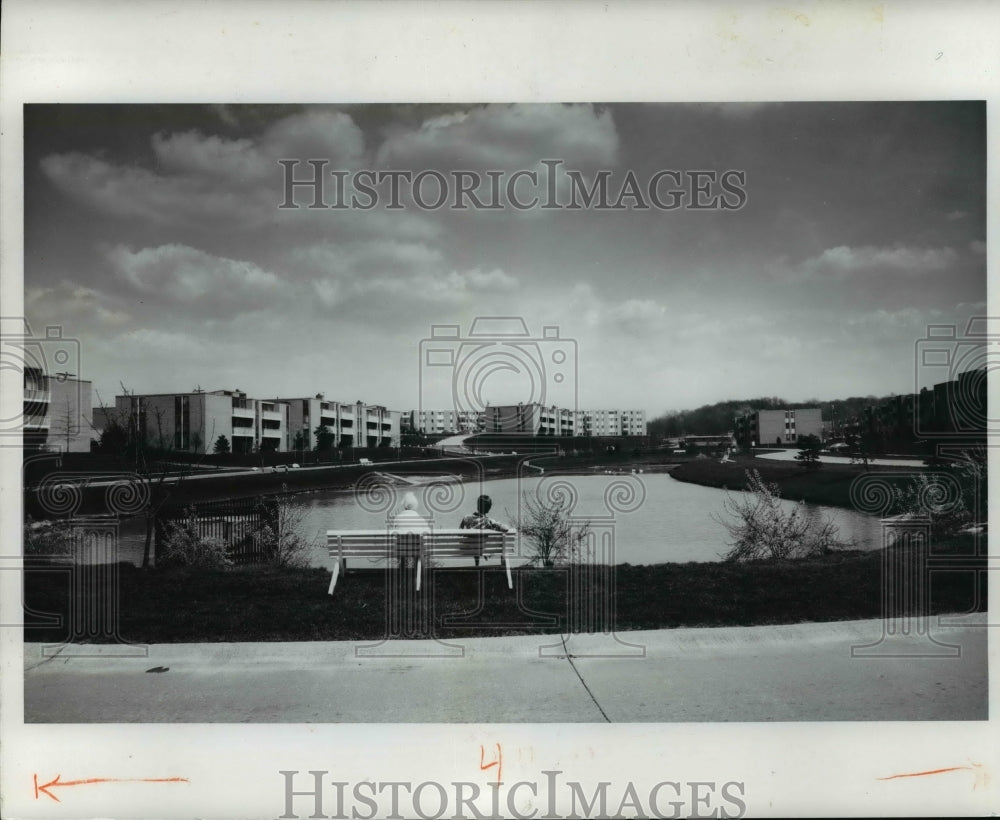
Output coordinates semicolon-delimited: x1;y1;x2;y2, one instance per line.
24;615;988;723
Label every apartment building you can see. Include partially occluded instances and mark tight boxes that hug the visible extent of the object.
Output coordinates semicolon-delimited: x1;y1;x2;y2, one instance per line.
582;408;647;437
483;404;647;437
282;396;401;450
733;408;823;447
23;366;93;452
404;409;483;436
113;389;289;454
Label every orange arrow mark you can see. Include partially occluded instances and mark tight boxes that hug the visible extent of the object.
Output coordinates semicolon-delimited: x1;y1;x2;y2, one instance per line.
878;764;976;780
34;773;189;802
877;762;987;790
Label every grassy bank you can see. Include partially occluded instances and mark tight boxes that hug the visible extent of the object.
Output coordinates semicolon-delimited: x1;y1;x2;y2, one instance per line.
24;542;985;643
670;456;917;511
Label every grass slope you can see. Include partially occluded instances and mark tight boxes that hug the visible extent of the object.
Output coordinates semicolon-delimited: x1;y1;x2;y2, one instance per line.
24;541;985;644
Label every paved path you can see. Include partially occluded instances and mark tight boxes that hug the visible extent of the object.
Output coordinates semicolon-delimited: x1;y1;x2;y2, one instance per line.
67;453;509;488
24;615;987;722
755;449;927;467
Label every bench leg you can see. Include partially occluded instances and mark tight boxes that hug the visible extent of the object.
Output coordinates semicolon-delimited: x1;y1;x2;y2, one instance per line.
415;557;422;593
327;561;341;595
503;552;513;589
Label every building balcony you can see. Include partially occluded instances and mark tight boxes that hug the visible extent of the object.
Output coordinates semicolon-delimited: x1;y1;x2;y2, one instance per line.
23;389;51;404
261;429;282;438
261;410;283;420
231;428;254;437
232;407;254;419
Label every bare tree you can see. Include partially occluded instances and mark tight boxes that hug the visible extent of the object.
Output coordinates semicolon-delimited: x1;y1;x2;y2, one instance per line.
48;397;78;453
96;385;205;568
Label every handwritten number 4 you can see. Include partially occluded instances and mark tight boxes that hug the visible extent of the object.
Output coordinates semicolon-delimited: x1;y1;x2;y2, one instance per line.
479;743;502;785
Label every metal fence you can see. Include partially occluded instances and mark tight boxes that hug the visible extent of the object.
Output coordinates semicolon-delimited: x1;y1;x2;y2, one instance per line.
155;495;280;565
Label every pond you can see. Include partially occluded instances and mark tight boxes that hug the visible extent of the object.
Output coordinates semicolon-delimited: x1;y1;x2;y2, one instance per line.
113;471;884;567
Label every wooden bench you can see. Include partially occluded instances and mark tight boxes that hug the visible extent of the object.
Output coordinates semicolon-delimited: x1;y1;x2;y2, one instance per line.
326;528;515;595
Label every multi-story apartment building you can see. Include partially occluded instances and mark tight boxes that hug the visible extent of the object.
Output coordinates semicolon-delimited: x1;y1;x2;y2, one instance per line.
111;390;401;454
583;408;647;437
734;408;823;447
112;389;289;454
23;366;93;452
282;396;400;450
404;409;483;436
483;404;647;437
848;367;986;450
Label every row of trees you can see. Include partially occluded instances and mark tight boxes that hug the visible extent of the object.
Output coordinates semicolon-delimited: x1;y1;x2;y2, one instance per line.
648;395;889;440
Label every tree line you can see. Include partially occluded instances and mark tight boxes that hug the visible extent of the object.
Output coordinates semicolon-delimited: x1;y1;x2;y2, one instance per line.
648;395;889;439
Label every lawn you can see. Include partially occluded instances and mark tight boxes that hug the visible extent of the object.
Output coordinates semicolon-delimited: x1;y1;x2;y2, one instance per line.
670;456;918;510
23;539;986;644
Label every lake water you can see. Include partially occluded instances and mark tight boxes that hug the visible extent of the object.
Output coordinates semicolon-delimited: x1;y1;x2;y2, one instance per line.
114;471;883;567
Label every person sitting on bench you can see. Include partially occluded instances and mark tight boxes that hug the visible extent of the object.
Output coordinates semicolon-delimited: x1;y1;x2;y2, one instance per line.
459;494;509;566
392;491;429;568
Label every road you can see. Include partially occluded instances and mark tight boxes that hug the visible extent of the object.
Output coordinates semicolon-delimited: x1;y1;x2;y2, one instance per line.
756;449;927;467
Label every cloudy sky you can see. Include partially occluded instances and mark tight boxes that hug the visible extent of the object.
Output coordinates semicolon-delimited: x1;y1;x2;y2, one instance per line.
24;102;985;417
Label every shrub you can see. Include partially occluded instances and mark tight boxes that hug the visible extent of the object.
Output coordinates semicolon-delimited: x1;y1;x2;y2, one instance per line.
717;469;852;562
893;451;985;537
794;434;822;469
258;495;317;568
158;514;233;569
23;517;75;556
510;491;590;567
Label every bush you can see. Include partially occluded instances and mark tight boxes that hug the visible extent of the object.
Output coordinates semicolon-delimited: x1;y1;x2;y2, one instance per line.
510;491;590;567
258;495;317;568
893;451;985;537
158;514;233;569
794;434;822;470
717;469;852;562
23;517;75;556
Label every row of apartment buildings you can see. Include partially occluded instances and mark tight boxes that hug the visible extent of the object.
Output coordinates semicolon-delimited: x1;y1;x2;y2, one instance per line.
847;367;986;449
23;369;642;455
108;390;402;454
405;404;648;438
21;371;402;454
